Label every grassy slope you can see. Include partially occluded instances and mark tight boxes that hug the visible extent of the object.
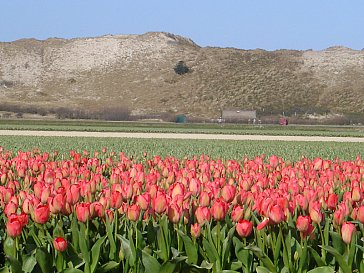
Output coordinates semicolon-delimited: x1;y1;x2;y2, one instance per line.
1;33;364;119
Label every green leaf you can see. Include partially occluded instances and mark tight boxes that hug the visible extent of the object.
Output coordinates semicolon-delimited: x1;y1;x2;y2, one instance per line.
160;262;176;273
157;216;170;262
177;229;198;265
78;223;90;267
321;245;351;273
7;256;22;273
233;237;249;268
273;228;282;264
230;261;242;271
308;246;325;267
284;230;292;272
219;270;240;273
35;247;53;273
142;249;161;273
105;216;116;261
95;261;119;273
329;231;345;255
256;265;273;273
62;269;85;273
244;245;276;273
90;235;106;273
118;234;136;265
298;240;308;273
202;237;218;263
3;237;16;258
190;260;214;270
307;266;335;273
0;267;10;273
71;216;79;252
22;254;37;273
222;226;236;268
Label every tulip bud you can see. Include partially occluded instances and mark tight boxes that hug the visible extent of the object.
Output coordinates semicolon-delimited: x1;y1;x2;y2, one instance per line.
152;191;168;214
53;237;68;252
221;185;236;203
191;223;201;238
211;198;228;222
231;205;244;223
296;215;311;232
6;216;22;238
168;203;182;224
194;206;211;225
33;203;50;224
236;219;253;238
269;205;285;224
75;203;90;222
357;206;364;224
327;194;338;210
127;204;140;222
199;191;211;207
341;222;356;244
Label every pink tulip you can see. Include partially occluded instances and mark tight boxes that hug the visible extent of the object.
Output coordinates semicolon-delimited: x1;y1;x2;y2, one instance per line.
53;237;68;252
33;203;50;224
191;223;201;238
6;216;22;238
341;222;356;244
127;204;141;222
194;206;211;225
269;204;285;224
152;191;168;214
236;219;253;238
75;203;90;222
231;205;244;223
211;198;228;222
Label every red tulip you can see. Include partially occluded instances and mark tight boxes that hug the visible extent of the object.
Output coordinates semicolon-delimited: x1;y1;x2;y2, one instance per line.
352;187;361;202
127;204;140;222
191;223;201;238
152;191;168;214
49;193;65;214
236;219;253;238
357;206;364;224
221;184;236;203
296;215;311;233
231;205;244;223
75;203;90;222
90;202;105;218
33;203;50;224
257;218;270;230
53;237;68;252
6;215;22;238
269;204;285;224
168;203;182;224
211;198;228;222
136;193;150;210
194;206;211;225
111;190;123;209
309;203;322;224
341;222;356;244
327;193;338;210
199;191;211;207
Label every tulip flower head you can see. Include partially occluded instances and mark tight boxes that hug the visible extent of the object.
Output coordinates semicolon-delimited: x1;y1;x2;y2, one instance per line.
53;237;68;252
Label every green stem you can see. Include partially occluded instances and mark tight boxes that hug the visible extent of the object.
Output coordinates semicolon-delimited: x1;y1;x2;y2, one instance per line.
175;224;182;252
217;221;221;256
319;225;326;264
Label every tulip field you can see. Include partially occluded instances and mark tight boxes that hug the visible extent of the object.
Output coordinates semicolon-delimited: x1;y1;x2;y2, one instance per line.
0;136;364;273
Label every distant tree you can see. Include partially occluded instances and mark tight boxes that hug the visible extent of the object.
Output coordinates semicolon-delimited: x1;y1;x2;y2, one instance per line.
174;61;190;75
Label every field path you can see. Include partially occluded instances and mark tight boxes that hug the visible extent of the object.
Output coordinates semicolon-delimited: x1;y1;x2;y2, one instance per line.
0;130;364;142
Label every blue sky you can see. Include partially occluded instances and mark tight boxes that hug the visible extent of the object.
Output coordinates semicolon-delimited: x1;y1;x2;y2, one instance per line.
1;0;363;50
